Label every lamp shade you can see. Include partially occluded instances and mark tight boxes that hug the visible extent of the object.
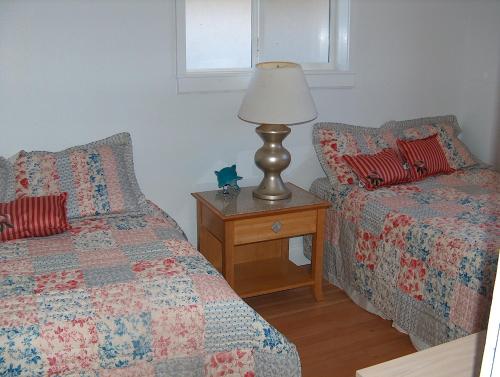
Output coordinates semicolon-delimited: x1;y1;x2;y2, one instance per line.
238;62;317;125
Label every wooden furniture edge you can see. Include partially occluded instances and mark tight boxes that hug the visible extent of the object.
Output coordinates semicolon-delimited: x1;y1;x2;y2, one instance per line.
191;192;330;222
356;331;486;377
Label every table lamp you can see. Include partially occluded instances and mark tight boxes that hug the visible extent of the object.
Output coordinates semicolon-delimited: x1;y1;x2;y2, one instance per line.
238;62;317;200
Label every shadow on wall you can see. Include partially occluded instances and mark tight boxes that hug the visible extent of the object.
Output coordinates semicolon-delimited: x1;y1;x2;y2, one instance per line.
495;59;500;171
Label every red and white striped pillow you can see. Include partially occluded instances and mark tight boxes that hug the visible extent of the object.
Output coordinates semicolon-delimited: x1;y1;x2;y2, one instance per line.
397;134;454;181
342;149;410;190
0;193;71;242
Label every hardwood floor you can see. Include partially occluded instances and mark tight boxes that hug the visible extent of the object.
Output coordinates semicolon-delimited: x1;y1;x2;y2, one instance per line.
245;282;416;377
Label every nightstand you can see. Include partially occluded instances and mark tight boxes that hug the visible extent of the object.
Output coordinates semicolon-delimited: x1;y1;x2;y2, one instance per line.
191;183;330;301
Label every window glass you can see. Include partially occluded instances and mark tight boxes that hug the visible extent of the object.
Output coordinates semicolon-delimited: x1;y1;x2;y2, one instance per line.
258;0;331;64
185;0;252;70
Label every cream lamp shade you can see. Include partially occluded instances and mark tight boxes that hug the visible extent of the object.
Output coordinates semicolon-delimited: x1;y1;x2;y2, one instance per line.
238;62;317;125
238;62;317;201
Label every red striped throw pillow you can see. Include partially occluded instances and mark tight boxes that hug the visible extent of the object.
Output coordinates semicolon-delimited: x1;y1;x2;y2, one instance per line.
397;134;454;180
342;149;410;190
0;193;70;242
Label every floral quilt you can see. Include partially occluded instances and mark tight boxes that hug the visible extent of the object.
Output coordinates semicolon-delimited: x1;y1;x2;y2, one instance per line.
305;166;499;347
0;204;300;376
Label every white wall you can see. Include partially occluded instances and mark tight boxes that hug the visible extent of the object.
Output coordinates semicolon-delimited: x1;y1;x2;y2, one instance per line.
1;0;499;251
456;0;500;166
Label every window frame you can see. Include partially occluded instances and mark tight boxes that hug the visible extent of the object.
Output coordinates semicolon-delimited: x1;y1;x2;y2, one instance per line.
175;0;354;93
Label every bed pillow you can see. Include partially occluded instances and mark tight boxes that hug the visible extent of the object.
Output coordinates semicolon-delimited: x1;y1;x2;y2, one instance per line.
13;133;148;219
342;149;410;190
313;123;389;185
397;134;455;181
0;193;70;242
382;115;476;170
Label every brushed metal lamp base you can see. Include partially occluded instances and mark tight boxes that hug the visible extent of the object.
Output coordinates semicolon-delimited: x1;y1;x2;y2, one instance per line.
253;124;292;201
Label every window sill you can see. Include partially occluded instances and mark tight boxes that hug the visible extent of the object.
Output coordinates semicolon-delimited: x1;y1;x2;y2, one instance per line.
176;70;355;94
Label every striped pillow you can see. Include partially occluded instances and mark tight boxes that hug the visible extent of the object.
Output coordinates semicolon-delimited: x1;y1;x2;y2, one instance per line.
397;134;454;181
342;149;409;190
0;193;70;242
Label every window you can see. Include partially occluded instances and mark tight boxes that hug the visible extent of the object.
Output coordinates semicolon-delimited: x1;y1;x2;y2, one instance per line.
176;0;353;93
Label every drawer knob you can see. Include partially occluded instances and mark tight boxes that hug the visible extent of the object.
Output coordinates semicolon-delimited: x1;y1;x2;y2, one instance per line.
272;221;282;233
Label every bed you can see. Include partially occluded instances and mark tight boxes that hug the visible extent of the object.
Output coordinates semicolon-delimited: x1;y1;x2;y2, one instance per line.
305;115;499;349
0;133;301;376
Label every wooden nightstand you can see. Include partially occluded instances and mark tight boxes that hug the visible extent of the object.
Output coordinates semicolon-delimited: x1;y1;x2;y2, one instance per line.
191;183;330;301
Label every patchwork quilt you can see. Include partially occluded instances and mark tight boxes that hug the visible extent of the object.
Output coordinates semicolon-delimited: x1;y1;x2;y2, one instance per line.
0;204;300;376
305;166;499;347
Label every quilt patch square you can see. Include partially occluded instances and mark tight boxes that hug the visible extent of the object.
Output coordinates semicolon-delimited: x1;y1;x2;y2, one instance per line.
33;253;79;274
377;195;418;210
28;236;74;257
37;289;94;323
399;205;442;220
0;295;39;328
151;305;204;360
0;325;44;377
90;282;150;317
112;228;158;246
423;267;455;320
175;256;218;276
107;215;148;231
155;356;204;377
164;239;199;256
450;284;490;333
428;235;469;278
354;230;379;271
142;277;199;308
77;248;129;269
73;230;117;251
99;361;155;377
360;201;391;235
83;265;134;288
38;318;99;376
397;252;427;301
204;301;256;353
0;258;34;277
0;275;35;298
192;275;239;304
458;247;497;296
122;242;172;262
34;269;85;294
204;349;255;377
132;258;185;280
0;240;29;262
96;312;153;369
154;227;185;241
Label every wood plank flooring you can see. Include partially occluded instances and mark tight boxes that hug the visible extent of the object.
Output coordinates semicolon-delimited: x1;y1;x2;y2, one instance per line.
245;282;416;377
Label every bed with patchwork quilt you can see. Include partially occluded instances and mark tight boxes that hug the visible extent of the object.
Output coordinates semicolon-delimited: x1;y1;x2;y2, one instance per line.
305;115;499;349
0;133;301;376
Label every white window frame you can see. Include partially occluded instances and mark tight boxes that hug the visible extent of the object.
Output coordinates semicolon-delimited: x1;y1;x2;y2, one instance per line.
175;0;354;93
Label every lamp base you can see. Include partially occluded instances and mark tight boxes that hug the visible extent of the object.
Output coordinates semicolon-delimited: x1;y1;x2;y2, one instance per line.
253;124;292;201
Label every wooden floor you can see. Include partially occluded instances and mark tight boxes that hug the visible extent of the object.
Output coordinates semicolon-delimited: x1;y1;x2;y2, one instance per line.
245;281;416;377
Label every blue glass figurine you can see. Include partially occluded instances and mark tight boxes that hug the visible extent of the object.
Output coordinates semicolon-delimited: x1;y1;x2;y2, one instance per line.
215;165;243;195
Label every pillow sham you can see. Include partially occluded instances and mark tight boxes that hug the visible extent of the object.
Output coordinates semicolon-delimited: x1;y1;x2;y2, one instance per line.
382;115;476;170
343;148;410;190
397;134;454;180
13;133;148;219
313;123;390;185
0;157;15;203
0;193;70;242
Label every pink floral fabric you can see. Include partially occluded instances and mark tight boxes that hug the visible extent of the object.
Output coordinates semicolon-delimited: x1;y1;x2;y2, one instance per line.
307;166;499;347
0;205;300;376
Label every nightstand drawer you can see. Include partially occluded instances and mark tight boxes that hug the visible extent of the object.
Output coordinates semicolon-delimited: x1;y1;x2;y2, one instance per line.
233;210;317;245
